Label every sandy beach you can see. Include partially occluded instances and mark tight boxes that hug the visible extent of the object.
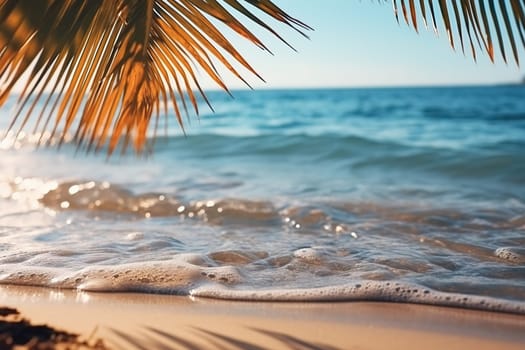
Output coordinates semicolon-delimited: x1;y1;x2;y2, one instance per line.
0;285;523;349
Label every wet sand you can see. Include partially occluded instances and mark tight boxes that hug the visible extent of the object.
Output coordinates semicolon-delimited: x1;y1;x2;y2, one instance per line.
0;285;524;349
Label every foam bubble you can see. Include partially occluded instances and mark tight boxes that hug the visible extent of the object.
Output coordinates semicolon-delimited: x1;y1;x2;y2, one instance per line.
48;256;243;294
190;280;525;315
0;254;243;294
1;261;524;315
293;247;322;262
0;266;63;286
495;247;525;264
125;232;144;241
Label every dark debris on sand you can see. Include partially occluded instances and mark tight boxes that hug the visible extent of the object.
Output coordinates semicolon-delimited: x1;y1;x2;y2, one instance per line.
0;307;109;350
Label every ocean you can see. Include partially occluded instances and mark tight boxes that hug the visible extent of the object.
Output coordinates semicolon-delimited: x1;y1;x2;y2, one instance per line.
0;85;524;313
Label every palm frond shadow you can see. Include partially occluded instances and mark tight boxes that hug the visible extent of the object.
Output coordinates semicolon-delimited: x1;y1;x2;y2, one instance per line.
109;324;343;350
111;326;203;350
249;327;341;350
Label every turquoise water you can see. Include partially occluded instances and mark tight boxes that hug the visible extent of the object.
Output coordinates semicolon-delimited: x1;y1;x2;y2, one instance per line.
0;85;524;313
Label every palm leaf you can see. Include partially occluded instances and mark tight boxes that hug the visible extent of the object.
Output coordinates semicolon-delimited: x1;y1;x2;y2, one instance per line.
393;0;525;64
0;0;310;155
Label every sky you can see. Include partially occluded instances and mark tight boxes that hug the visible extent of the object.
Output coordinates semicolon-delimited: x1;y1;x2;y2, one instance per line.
203;0;525;89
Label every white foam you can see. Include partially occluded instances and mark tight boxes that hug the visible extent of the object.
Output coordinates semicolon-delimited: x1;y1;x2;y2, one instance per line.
0;255;242;294
190;280;525;315
65;260;242;294
293;247;322;263
1;261;524;314
0;266;64;286
495;247;525;264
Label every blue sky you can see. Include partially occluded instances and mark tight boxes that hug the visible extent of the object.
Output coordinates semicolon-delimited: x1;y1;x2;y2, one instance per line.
206;0;525;89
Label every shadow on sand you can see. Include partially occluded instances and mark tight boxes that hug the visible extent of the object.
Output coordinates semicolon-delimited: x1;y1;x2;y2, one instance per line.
110;325;342;350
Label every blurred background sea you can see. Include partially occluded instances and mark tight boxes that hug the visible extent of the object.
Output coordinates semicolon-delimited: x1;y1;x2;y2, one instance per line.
0;85;524;312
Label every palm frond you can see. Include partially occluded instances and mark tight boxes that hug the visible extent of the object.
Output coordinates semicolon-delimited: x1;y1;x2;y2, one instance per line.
0;0;310;155
392;0;525;64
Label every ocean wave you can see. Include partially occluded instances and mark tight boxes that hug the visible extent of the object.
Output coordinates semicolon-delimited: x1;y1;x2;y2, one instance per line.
0;255;523;314
1;86;524;314
3;128;525;182
146;133;525;186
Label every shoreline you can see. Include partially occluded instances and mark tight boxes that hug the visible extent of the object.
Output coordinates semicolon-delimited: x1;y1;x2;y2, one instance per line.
1;285;524;349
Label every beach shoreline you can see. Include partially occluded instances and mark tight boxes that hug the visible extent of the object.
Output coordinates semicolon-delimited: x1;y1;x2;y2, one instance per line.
1;285;524;349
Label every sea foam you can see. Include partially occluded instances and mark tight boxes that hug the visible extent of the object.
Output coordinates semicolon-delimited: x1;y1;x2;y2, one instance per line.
0;256;523;315
190;281;525;315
